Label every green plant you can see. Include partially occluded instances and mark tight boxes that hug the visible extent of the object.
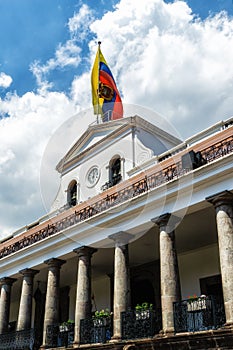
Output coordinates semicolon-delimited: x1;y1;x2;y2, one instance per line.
61;319;74;325
187;294;198;302
135;302;153;311
93;308;111;319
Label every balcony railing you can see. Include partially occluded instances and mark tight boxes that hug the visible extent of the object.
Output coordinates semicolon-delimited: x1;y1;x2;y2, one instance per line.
0;134;232;260
46;323;74;348
173;295;226;333
80;316;112;344
101;174;122;191
0;329;35;350
121;309;162;340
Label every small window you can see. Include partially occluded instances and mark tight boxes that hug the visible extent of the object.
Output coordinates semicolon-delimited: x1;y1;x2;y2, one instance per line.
67;181;77;207
110;157;121;186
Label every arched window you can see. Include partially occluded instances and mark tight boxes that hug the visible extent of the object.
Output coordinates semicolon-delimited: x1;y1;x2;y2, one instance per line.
110;156;122;186
67;180;77;207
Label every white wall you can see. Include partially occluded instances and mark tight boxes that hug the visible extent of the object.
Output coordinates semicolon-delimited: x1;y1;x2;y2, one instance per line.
9;300;19;324
68;283;76;322
92;276;111;312
51;123;180;212
68;276;111;319
136;129;176;159
178;244;220;299
51;133;135;210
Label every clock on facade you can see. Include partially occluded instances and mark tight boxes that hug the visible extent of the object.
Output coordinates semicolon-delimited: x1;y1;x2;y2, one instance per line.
86;166;100;187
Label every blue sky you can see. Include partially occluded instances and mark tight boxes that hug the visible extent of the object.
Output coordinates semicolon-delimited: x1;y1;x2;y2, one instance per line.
0;0;233;236
0;0;232;98
0;0;119;97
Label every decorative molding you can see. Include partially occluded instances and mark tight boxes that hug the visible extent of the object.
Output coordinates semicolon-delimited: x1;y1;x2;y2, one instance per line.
0;133;232;260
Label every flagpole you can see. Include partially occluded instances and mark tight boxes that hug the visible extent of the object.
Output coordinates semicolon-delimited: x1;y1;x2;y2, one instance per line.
97;41;101;124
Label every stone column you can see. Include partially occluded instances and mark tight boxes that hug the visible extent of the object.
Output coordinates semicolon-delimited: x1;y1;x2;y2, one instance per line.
0;277;16;334
152;213;181;334
73;246;97;345
109;232;131;341
206;190;233;326
41;258;65;348
17;268;39;331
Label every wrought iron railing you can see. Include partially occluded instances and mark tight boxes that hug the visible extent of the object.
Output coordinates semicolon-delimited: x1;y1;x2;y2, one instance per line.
101;174;122;191
0;134;232;259
0;329;35;350
121;309;162;340
201;136;233;162
80;316;112;344
46;323;74;348
173;295;226;333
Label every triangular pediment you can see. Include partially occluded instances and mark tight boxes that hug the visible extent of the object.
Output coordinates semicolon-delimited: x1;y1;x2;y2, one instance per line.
73;129;114;155
56;115;181;173
56;118;134;173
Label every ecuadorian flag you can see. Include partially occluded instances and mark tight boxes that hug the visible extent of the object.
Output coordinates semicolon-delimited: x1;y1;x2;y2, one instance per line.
91;44;123;121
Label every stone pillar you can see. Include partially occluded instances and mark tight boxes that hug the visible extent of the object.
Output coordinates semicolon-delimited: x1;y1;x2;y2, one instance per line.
109;232;131;341
206;190;233;326
73;246;97;345
0;277;16;334
17;268;39;331
152;213;181;334
41;258;65;348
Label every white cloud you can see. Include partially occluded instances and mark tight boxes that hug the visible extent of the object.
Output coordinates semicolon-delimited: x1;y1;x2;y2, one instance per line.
89;0;233;135
1;0;233;238
30;41;82;94
0;91;77;237
0;72;12;88
30;4;94;93
68;3;94;40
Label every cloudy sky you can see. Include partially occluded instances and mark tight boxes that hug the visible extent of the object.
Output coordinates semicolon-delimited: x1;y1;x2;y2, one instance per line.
0;0;233;238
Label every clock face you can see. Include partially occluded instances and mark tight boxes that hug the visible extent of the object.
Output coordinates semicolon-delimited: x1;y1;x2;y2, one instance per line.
86;166;100;187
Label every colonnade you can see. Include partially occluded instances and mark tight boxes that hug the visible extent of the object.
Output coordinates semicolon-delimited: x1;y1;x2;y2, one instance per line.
0;190;232;347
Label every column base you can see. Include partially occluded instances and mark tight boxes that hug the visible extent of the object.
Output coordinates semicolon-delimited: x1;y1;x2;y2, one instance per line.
122;345;136;350
159;328;175;337
223;322;233;330
109;335;121;342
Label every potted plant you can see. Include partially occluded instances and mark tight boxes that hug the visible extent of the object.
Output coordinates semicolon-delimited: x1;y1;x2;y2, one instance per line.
59;319;74;332
135;302;153;320
92;308;112;327
187;294;207;311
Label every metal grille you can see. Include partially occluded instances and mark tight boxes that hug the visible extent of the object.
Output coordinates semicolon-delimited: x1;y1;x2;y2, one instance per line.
46;323;74;348
173;295;226;333
80;316;112;344
0;134;232;259
0;329;35;350
121;309;162;340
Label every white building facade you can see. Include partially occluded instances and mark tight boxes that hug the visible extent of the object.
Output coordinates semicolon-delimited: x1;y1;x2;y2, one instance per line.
0;115;232;349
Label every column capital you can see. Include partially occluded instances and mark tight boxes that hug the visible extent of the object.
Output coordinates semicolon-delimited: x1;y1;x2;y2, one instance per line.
206;190;233;208
151;213;171;227
19;268;39;277
44;257;65;268
0;277;17;286
73;246;97;258
108;231;132;245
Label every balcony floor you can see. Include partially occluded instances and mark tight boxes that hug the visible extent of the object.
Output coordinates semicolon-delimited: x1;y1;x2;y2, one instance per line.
45;327;233;350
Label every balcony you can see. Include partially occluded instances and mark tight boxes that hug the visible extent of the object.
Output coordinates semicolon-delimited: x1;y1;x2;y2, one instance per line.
0;298;227;350
46;323;74;348
0;133;232;260
173;295;226;333
0;329;36;350
121;308;162;340
78;309;162;345
101;173;122;191
80;315;112;344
